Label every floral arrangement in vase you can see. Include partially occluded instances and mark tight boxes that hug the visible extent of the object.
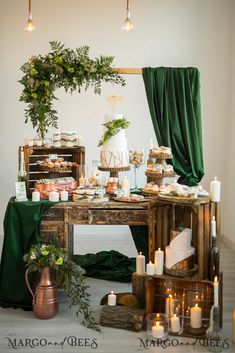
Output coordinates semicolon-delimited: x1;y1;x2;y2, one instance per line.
24;243;100;331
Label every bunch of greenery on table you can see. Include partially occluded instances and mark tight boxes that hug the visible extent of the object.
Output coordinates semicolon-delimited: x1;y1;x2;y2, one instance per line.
19;41;125;139
23;243;100;331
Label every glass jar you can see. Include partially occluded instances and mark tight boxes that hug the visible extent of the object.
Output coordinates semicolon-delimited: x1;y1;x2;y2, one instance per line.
146;313;168;340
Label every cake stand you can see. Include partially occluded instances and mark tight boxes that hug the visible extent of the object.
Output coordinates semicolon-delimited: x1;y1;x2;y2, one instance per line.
98;166;130;179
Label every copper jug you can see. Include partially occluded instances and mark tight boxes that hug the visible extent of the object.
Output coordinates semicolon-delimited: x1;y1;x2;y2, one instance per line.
25;267;59;319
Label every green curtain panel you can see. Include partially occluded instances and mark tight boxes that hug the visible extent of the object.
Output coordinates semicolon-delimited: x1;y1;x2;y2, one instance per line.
142;67;204;186
0;198;53;308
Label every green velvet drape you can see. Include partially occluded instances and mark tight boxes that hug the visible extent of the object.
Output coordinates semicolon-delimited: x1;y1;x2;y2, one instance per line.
142;67;204;186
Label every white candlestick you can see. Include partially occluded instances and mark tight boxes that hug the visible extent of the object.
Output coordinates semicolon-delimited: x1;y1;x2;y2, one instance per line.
214;276;219;307
121;176;130;195
136;252;145;274
32;190;40;202
108;291;116;306
170;314;180;333
150;138;154;150
146;261;155;275
154;248;164;275
49;191;59;202
152;321;164;339
190;303;202;328
165;295;175;318
79;176;86;187
210;176;221;202
60;190;69;201
211;216;216;237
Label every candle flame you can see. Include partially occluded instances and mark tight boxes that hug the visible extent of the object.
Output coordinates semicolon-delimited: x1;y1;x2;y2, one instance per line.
213;216;215;221
156;321;160;326
111;291;114;294
195;303;198;307
157;313;160;318
169;294;172;299
214;276;218;282
139;252;142;255
158;247;161;251
214;176;217;180
174;314;176;317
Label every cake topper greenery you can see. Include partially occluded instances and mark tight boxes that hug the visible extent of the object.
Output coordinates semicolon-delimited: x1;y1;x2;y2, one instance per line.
19;41;125;139
98;117;130;147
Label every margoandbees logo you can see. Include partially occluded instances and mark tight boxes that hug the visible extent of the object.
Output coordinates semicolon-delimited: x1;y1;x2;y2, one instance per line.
5;336;98;350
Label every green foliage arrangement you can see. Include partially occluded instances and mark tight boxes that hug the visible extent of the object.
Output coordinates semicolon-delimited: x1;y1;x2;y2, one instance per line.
19;41;125;139
24;243;100;331
98;118;130;147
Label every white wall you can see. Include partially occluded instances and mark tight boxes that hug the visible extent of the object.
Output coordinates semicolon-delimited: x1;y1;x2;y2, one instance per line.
0;0;234;240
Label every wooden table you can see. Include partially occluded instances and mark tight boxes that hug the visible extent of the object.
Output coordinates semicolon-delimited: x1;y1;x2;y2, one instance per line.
40;199;153;257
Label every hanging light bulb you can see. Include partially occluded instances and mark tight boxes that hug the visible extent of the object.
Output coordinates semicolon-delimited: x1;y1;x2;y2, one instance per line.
122;0;134;31
25;0;35;32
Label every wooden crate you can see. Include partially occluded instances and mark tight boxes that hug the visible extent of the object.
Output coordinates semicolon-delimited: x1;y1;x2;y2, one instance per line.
19;146;85;195
145;273;223;338
149;200;221;280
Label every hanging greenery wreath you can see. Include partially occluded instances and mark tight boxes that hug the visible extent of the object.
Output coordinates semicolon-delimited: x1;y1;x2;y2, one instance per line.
19;41;125;139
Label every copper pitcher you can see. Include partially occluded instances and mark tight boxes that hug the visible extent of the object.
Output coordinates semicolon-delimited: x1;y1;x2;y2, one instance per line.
25;267;59;319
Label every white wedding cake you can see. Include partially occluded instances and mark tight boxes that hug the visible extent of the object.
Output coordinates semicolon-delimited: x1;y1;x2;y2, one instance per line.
165;228;195;270
100;114;129;169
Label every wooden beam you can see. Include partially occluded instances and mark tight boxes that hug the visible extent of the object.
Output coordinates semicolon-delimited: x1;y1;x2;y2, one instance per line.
115;68;142;75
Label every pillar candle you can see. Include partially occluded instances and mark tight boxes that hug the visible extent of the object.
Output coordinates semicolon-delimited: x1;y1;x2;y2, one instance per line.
211;216;216;237
49;191;59;202
136;252;145;274
121;176;130;195
165;294;175;318
32;190;40;202
232;309;235;344
107;291;116;306
214;276;219;307
146;261;155;275
170;314;180;333
154;248;164;275
152;321;164;339
61;190;69;201
210;177;221;202
190;303;202;329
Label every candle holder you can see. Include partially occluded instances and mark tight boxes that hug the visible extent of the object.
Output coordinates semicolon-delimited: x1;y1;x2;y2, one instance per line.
168;296;184;335
147;313;169;340
183;293;209;335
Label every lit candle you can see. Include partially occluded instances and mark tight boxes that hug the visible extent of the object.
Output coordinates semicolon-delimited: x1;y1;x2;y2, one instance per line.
154;248;164;275
210;176;221;202
150;138;154;150
146;261;155;275
170;314;180;333
165;294;175;318
211;216;216;237
49;191;59;202
60;189;69;201
79;176;86;187
214;276;219;307
152;321;164;339
136;252;145;275
107;291;116;306
32;189;40;202
190;303;202;328
121;176;130;195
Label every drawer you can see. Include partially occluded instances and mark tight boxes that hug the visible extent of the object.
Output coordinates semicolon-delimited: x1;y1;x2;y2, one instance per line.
88;210;148;225
68;209;89;223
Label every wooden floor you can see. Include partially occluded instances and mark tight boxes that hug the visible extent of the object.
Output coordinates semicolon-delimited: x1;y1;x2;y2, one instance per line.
0;226;235;353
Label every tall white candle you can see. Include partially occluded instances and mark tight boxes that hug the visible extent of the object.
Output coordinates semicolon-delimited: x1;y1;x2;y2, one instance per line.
136;252;145;274
154;248;164;275
170;314;180;333
211;216;216;237
60;190;69;201
79;176;86;187
107;291;116;306
49;191;59;202
214;276;219;307
32;190;40;202
190;303;202;328
121;176;130;195
165;294;175;318
150;138;154;150
210;176;221;202
146;261;155;275
152;321;164;339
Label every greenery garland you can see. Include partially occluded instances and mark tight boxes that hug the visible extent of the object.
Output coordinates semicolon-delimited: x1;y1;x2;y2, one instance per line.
19;41;125;139
98;118;130;147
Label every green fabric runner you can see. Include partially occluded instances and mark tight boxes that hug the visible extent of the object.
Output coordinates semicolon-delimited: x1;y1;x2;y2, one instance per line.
142;67;204;186
74;250;136;282
0;198;53;308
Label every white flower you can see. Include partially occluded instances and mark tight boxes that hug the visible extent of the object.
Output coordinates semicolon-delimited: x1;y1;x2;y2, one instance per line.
30;252;36;260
